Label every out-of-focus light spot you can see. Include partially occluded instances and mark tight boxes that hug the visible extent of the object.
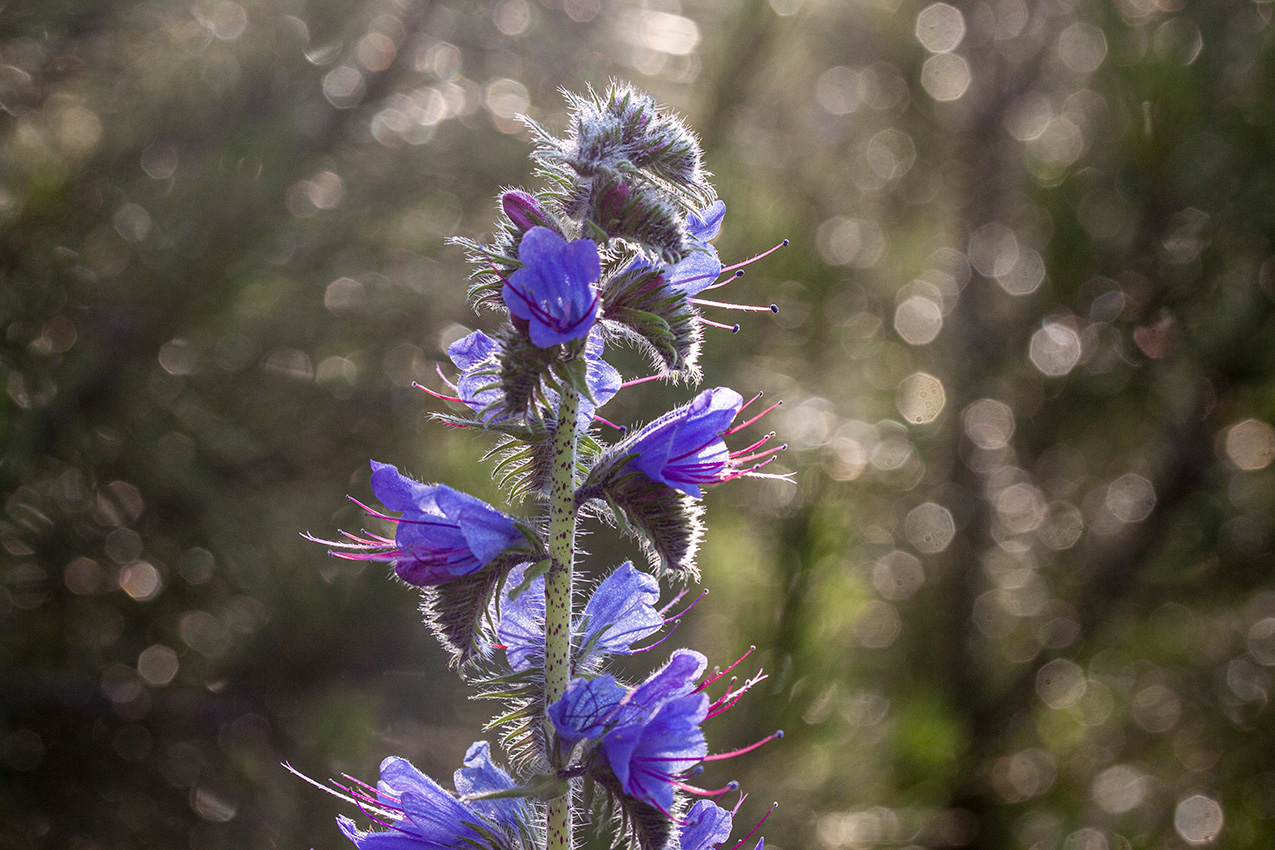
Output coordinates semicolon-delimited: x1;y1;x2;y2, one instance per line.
994;0;1029;39
564;0;600;23
119;562;162;602
64;557;102;595
996;483;1046;535
181;611;231;657
260;347;314;381
1154;18;1204;65
1227;657;1267;703
896;372;945;424
1224;419;1275;470
140;143;179;179
159;339;197;376
1035;658;1086;709
871;434;913;471
921;52;971;101
629;11;700;55
1132;684;1181;733
1028;117;1085;172
963;399;1015;450
866;128;916;181
915;3;965;53
194;0;247;40
1093;765;1147;814
114;204;152;243
356;32;396;72
484;78;529;132
894;295;943;345
859;62;909;111
138;645;179;687
816;216;887;266
991;749;1057;803
768;0;805;16
324;277;366;314
316;356;359;399
193;785;238;823
52;103;103;159
904;502;955;553
968;222;1019;278
816;66;860;115
1163;207;1210;264
1132;315;1174;358
179;548;215;584
853;600;901;648
1058;22;1108;73
1248;618;1275;665
996;247;1045;295
493;0;532;36
307;171;344;209
33;315;77;354
1175;795;1223;845
1106;473;1155;523
323;66;365;108
1029;321;1082;377
873;550;925;600
1078;190;1136;243
1038;502;1084;550
1004;92;1052;141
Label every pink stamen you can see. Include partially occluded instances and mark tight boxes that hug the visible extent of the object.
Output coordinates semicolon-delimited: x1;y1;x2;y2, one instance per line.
730;444;787;466
701;730;783;762
730;432;775;457
661;589;708;622
700;317;741;333
413;381;464;405
628;622;681;654
619;373;665;389
726;400;783;436
717;239;789;276
730;803;778;850
593;414;625;431
347;496;399;523
691;297;779;314
674;779;740;796
435;363;459;391
697;646;755;693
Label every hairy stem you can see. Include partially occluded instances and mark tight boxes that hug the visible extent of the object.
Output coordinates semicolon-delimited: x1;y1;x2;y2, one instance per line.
546;383;580;850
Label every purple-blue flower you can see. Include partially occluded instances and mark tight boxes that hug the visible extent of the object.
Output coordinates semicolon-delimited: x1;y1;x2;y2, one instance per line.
494;561;664;673
625;387;743;498
626;201;726;297
445;328;619;427
503;226;601;347
680;800;733;850
334;743;523;850
548;649;709;812
314;462;525;586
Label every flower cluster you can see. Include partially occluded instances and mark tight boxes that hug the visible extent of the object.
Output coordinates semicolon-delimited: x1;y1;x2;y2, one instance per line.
300;84;787;850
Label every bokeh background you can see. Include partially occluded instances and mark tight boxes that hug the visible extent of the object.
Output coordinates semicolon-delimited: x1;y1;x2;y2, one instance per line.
4;0;1275;848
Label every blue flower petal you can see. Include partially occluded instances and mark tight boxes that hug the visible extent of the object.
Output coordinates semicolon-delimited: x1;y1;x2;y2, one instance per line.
680;800;734;850
548;674;626;745
578;562;662;662
453;742;524;829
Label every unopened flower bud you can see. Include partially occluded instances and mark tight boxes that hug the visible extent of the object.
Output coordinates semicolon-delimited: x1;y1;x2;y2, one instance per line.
501;190;549;233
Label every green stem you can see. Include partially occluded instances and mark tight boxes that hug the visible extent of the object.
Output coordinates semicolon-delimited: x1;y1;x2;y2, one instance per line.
546;382;580;850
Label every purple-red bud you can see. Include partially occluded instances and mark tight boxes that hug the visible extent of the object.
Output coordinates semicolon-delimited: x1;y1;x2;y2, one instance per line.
501;190;549;233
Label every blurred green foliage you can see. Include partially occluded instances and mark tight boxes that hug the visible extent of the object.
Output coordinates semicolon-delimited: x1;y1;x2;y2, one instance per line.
3;0;1275;848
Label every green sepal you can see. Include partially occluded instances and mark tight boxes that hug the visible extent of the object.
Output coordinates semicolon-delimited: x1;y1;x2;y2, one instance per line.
506;558;551;601
462;773;570;804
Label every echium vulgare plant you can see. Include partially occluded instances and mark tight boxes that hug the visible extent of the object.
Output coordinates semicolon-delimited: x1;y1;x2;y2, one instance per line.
298;84;791;850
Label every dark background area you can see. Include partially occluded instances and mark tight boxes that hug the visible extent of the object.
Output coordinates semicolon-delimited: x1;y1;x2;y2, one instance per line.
3;1;1275;848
